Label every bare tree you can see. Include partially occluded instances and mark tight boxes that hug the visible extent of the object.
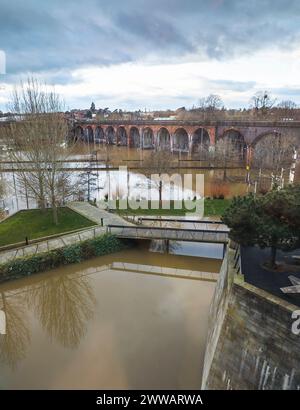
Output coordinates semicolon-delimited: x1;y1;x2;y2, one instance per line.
214;137;242;180
27;270;96;349
252;132;298;177
55;171;76;205
5;118;48;209
205;94;223;111
142;150;175;203
0;290;30;369
197;94;224;121
198;94;223;112
295;160;300;183
276;100;297;119
3;78;76;224
78;165;98;202
0;175;6;219
250;91;276;115
0;174;5;201
277;99;297;110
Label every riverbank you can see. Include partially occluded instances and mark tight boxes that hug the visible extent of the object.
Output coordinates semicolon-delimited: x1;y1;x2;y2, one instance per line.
0;233;131;284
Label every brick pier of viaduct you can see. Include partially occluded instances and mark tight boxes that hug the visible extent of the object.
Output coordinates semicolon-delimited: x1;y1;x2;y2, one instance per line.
72;119;300;164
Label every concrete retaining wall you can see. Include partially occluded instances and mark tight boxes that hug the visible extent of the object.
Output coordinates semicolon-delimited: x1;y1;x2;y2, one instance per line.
202;249;300;390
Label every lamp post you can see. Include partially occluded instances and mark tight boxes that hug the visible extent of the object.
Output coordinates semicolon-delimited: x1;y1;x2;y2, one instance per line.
87;170;91;202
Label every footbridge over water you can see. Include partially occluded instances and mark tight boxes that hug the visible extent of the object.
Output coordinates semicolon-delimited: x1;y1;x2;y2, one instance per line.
107;223;229;245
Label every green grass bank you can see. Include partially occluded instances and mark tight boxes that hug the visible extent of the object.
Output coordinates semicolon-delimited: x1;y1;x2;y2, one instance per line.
111;198;231;217
0;208;95;247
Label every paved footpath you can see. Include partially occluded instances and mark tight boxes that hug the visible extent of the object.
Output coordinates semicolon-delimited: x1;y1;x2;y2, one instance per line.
0;203;132;264
0;225;107;264
67;202;132;226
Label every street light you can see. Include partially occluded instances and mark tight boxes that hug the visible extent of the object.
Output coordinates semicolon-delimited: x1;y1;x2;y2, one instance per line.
87;170;91;202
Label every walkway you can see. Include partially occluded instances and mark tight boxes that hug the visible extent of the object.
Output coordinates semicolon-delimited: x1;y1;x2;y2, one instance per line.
67;201;132;226
0;202;227;264
241;246;300;308
0;202;132;264
107;224;229;244
0;225;106;264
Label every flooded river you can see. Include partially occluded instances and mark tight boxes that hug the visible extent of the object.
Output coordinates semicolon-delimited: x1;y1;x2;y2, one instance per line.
1;144;254;214
0;143;288;215
0;242;221;389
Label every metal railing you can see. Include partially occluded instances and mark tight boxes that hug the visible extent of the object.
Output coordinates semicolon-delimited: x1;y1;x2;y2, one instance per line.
135;217;227;225
107;224;229;244
73;119;300;128
233;244;242;275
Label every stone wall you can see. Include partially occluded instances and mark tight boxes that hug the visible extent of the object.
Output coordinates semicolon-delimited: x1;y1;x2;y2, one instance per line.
202;249;300;390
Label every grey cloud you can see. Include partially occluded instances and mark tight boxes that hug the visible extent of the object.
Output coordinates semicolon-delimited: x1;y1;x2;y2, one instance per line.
208;79;256;92
272;88;300;97
115;12;194;53
1;0;300;77
0;0;300;110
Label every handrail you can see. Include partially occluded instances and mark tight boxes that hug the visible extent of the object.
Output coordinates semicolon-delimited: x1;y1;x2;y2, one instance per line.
107;224;229;234
233;244;242;275
137;217;226;224
0;223;100;253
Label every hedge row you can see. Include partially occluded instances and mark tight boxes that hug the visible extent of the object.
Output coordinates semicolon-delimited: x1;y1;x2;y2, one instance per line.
0;234;130;283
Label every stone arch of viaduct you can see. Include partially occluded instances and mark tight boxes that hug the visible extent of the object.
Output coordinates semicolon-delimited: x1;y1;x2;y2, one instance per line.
73;121;300;164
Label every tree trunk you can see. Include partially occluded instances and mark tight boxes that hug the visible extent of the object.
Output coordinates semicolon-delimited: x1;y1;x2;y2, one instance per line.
270;246;277;268
39;177;46;210
52;203;58;226
159;180;162;205
51;186;58;225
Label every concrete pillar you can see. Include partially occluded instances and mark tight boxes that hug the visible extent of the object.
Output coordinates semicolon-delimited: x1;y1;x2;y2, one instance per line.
155;131;159;150
188;134;193;158
140;128;144;150
170;134;174;153
126;126;131;147
208;127;216;146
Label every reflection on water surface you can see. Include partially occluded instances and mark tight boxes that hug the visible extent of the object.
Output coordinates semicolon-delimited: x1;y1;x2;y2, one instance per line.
0;244;221;389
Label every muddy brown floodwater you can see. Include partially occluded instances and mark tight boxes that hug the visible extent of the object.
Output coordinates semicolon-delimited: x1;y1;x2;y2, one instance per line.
3;144;280;213
0;241;221;389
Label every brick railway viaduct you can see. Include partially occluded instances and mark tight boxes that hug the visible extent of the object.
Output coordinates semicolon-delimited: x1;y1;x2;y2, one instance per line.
72;119;300;164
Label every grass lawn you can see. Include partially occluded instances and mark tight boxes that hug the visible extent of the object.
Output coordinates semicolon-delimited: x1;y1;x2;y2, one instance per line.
204;198;232;216
112;199;231;217
0;208;96;247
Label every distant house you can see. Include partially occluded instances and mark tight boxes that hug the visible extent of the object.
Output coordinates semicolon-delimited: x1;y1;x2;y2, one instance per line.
154;116;177;121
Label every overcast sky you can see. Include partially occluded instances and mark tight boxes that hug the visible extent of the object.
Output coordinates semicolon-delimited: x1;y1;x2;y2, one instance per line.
0;0;300;111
